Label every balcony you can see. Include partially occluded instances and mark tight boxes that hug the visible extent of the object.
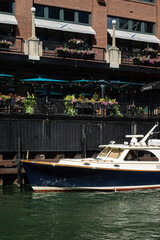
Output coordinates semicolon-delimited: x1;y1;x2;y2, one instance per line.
0;35;24;54
121;49;160;69
42;40;106;62
0;36;106;62
1;35;160;72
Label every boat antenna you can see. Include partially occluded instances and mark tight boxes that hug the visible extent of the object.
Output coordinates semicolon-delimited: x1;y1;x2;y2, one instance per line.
139;123;159;145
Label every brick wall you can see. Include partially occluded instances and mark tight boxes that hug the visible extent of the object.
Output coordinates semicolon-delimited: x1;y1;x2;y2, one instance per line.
92;1;107;48
13;0;159;48
107;0;156;23
15;0;33;39
34;0;92;12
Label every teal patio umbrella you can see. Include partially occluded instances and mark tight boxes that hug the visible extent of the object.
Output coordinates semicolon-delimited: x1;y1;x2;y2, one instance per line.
0;73;14;93
20;77;69;85
20;77;69;99
71;79;110;98
0;73;13;82
0;73;13;77
110;80;144;90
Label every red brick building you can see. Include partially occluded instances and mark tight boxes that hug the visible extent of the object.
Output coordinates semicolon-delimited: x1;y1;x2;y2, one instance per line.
0;0;160;103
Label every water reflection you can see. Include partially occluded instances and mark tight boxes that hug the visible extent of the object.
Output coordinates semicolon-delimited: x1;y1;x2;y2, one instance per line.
0;187;160;240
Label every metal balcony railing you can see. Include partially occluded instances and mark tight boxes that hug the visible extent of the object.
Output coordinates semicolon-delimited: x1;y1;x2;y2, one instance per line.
0;98;159;118
42;41;106;62
121;50;160;68
0;35;24;54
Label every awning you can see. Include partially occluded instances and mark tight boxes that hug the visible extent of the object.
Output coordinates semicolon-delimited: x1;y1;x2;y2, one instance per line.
107;29;160;44
0;13;18;25
141;81;160;91
35;19;96;35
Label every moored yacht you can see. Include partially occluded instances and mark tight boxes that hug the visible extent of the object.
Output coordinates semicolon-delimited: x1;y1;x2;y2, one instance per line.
22;123;160;192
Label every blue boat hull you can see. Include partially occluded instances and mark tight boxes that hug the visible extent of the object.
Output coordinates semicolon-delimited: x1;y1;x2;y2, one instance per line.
23;162;160;191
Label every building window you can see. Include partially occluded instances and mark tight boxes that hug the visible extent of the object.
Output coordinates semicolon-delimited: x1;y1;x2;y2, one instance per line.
107;16;117;29
64;9;74;22
34;4;91;25
119;18;129;30
79;11;89;24
0;0;14;13
108;16;155;34
132;20;141;32
144;22;154;33
138;0;155;3
49;7;60;20
35;4;45;17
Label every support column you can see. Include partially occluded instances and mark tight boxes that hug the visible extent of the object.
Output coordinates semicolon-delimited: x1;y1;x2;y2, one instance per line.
24;7;42;61
105;20;121;68
31;7;36;39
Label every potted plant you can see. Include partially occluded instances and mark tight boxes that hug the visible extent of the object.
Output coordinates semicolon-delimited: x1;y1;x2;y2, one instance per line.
68;38;84;48
64;95;77;116
0;94;11;102
23;92;36;114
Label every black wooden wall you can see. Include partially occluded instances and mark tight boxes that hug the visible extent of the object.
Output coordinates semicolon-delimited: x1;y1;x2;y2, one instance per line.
0;117;158;154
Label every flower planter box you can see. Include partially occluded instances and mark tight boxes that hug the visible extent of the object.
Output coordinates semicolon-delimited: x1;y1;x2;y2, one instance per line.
133;59;141;65
133;59;153;66
142;61;150;66
57;50;95;60
75;102;92;108
154;62;160;67
84;53;95;60
57;50;67;57
0;44;10;50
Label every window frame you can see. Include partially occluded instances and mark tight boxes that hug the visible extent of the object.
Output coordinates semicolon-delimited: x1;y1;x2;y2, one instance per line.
34;4;91;26
107;16;155;35
138;0;155;3
0;0;15;14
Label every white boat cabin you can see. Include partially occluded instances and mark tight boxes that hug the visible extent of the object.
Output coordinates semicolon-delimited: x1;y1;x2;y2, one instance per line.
96;124;160;163
96;145;160;162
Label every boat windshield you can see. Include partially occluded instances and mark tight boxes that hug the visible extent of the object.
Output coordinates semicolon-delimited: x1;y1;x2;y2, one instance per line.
98;147;111;157
107;148;123;159
98;147;123;159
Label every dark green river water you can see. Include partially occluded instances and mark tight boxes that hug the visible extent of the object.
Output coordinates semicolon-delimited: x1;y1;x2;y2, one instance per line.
0;186;160;240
